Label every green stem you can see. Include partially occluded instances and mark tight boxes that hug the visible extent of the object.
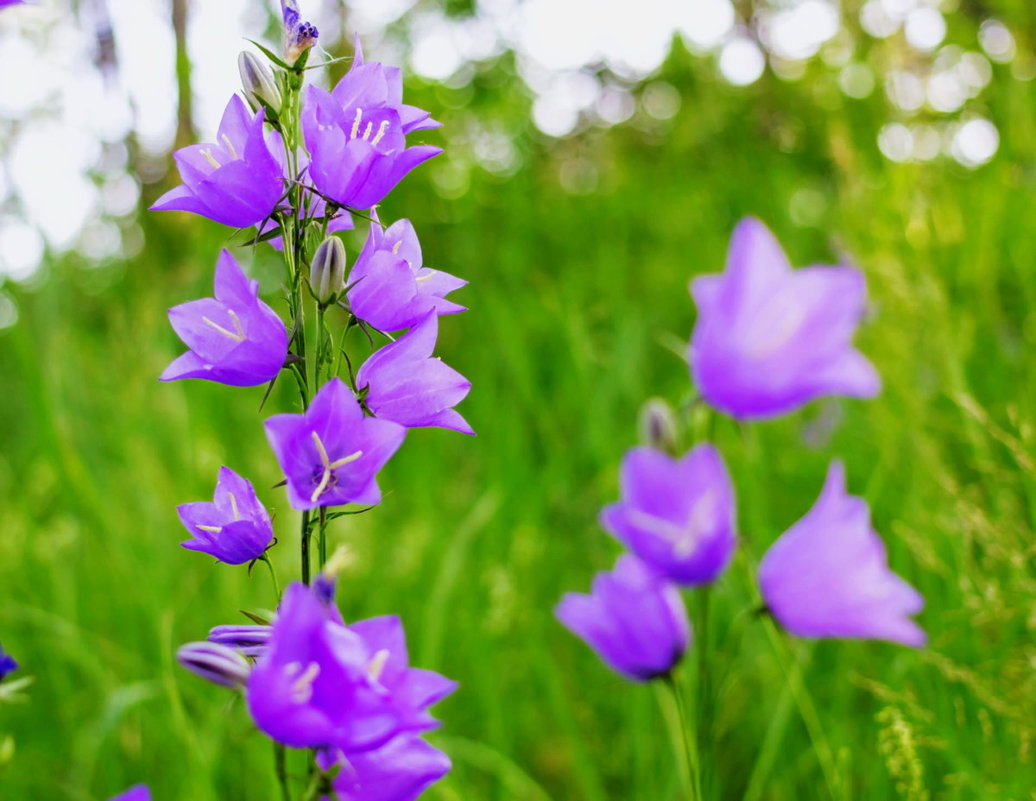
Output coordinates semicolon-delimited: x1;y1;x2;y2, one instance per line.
661;674;701;801
261;555;282;602
696;589;712;800
318;506;328;569
300;509;312;585
273;742;290;801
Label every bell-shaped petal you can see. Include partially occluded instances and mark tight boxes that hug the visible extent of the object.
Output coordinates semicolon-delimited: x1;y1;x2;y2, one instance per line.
161;250;289;387
689;218;880;420
321;735;452;801
758;462;926;647
357;314;473;434
556;554;691;682
177;466;274;564
264;378;406;510
151;94;284;229
600;444;736;585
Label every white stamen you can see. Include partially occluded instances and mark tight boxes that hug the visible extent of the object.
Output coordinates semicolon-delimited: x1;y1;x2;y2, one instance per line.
309;431;363;503
361;121;373;141
228;492;241;521
367;649;390;682
202;316;246;343
391;241;402;255
350;107;363;139
288;661;321;704
370;120;390;146
221;134;240;161
200;148;221;170
329;450;363;469
415;270;435;283
196;524;223;533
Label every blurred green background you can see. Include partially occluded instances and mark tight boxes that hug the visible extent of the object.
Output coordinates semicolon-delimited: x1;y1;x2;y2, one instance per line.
1;0;1034;799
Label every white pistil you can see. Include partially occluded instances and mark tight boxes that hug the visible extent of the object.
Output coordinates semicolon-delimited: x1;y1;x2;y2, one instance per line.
221;134;239;161
370;120;390;146
367;649;390;683
361;121;373;141
309;431;363;504
288;661;321;704
350;107;363;140
202;314;246;343
391;241;402;255
196;524;223;533
200;148;221;170
228;492;241;521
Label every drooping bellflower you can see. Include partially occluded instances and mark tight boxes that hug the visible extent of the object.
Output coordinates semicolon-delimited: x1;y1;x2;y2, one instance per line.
319;734;452;801
265;377;406;510
247;582;456;753
347;217;466;332
357;313;473;434
161;250;289;386
600;444;736;585
151;94;284;229
556;554;691;682
0;643;16;680
758;461;926;647
689;218;880;420
177;466;274;564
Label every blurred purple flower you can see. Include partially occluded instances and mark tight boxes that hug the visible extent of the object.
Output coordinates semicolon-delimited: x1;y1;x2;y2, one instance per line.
107;787;150;801
758;461;926;647
177;641;251;688
347;218;466;332
160;250;289;386
208;624;271;658
247;582;455;753
0;1;27;8
281;0;318;62
600;444;736;585
0;643;17;680
357;313;473;434
264;377;406;510
319;735;452;801
556;554;691;682
151;94;284;228
689;218;880;420
177;467;273;564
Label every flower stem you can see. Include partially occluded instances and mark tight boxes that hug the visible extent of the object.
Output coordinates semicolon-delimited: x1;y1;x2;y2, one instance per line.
261;555;282;602
300;509;312;585
660;673;701;801
273;742;290;801
318;506;328;569
696;588;713;800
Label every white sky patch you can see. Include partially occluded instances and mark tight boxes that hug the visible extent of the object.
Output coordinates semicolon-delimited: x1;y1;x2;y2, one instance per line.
677;0;735;52
765;0;840;61
950;118;999;168
719;36;765;86
903;8;945;52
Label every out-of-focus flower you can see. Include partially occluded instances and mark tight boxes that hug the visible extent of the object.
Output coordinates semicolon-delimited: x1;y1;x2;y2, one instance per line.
247;582;455;753
357;313;473;434
319;735;452;801
758;462;926;647
177;467;274;564
601;444;736;585
208;624;271;658
151;95;284;229
264;378;406;510
281;0;318;63
556;554;691;682
0;643;17;681
0;1;27;9
161;250;289;386
107;787;150;801
177;641;252;688
347;218;465;331
689;218;880;420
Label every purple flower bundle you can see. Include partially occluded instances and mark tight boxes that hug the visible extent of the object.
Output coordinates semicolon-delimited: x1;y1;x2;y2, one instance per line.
148;7;467;798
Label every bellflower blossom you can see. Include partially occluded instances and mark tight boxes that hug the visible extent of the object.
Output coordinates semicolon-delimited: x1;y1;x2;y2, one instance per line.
0;643;16;680
689;218;880;420
161;250;289;386
264;377;406;510
758;462;926;647
357;313;473;434
247;582;456;753
281;0;318;62
348;218;466;332
151;94;284;229
600;444;736;585
319;735;452;801
556;554;691;682
177;466;274;564
107;787;150;801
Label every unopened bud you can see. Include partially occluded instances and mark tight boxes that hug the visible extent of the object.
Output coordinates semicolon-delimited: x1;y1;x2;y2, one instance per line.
177;641;251;689
310;236;347;305
208;624;271;658
639;398;679;454
238;51;282;114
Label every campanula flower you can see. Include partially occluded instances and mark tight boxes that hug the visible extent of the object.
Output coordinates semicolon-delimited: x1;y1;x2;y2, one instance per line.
209;624;271;658
151;94;284;229
247;582;455;753
347;218;466;332
264;377;406;510
177;466;274;564
161;250;289;386
107;787;150;801
301;86;441;210
281;0;318;62
556;554;691;682
177;641;252;688
689;218;880;420
758;462;925;647
357;313;473;434
319;735;452;801
600;444;736;585
0;643;16;680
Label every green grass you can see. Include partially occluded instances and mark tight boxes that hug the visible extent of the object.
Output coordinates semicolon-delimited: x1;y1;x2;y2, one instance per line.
1;33;1034;801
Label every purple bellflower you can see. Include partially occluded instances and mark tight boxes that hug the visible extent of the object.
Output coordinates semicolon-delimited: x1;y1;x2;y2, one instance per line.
0;643;16;680
556;554;691;682
758;462;926;647
689;218;880;420
600;444;736;586
209;624;271;658
264;377;406;511
161;250;289;386
177;466;274;564
281;0;318;62
347;218;466;332
247;582;456;753
319;735;452;801
357;313;473;434
0;1;27;8
151;94;284;229
107;787;150;801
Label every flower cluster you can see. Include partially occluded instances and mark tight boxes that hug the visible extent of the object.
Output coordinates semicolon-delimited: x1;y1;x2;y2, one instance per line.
148;8;466;798
557;218;924;687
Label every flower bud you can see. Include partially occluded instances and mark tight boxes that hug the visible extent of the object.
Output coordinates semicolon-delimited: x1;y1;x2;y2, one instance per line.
310;236;347;305
208;624;271;658
177;641;251;689
638;398;679;455
238;51;282;114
